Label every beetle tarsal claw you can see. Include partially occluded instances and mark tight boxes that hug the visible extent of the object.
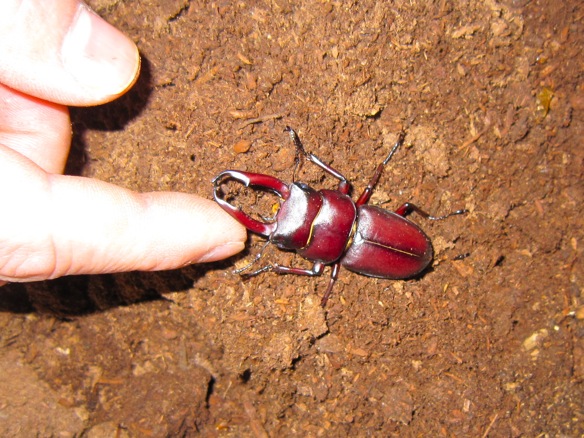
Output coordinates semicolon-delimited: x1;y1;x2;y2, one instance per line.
238;264;273;279
233;241;273;276
430;208;468;221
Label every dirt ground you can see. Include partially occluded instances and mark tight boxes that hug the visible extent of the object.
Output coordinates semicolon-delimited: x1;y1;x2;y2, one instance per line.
1;0;583;436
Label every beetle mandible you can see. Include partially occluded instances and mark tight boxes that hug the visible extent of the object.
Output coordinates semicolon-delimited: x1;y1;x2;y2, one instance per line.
213;127;466;306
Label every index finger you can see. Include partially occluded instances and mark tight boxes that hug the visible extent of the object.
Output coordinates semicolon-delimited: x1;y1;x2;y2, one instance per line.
0;145;246;282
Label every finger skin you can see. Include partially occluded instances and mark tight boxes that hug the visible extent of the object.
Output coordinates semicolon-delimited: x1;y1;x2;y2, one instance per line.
0;0;140;106
0;145;246;282
0;84;71;174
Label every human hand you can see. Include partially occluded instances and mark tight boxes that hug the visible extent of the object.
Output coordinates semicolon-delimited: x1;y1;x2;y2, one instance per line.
0;0;246;286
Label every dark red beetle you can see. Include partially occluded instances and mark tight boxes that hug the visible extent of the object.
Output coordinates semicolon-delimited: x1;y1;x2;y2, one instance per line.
213;127;465;306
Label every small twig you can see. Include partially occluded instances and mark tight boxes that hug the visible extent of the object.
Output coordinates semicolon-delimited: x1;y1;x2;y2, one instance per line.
239;113;284;129
458;126;488;152
185;122;196;139
481;413;499;438
458;116;492;153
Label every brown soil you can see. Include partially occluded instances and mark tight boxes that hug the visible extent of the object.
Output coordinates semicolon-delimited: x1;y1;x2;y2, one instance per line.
1;0;583;436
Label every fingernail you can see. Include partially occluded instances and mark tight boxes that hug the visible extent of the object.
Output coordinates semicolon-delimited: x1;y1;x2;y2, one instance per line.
197;242;245;263
62;4;140;100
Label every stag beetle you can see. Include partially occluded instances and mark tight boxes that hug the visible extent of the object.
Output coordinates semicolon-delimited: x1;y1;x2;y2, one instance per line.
213;127;466;306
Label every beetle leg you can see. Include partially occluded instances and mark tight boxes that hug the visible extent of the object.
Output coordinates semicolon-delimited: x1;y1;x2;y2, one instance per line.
356;131;405;206
395;202;467;221
241;261;325;279
239;264;274;278
285;126;352;195
271;261;325;277
286;126;309;181
320;262;340;307
252;258;340;307
233;240;271;275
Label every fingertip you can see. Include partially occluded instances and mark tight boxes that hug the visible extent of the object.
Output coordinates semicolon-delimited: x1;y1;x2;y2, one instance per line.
195;241;246;263
171;195;247;263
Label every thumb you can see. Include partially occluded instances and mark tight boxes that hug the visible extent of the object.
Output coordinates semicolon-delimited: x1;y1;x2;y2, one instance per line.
0;0;139;106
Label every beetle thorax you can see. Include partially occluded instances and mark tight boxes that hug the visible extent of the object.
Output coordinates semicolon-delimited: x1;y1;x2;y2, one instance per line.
271;183;323;250
271;183;358;265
